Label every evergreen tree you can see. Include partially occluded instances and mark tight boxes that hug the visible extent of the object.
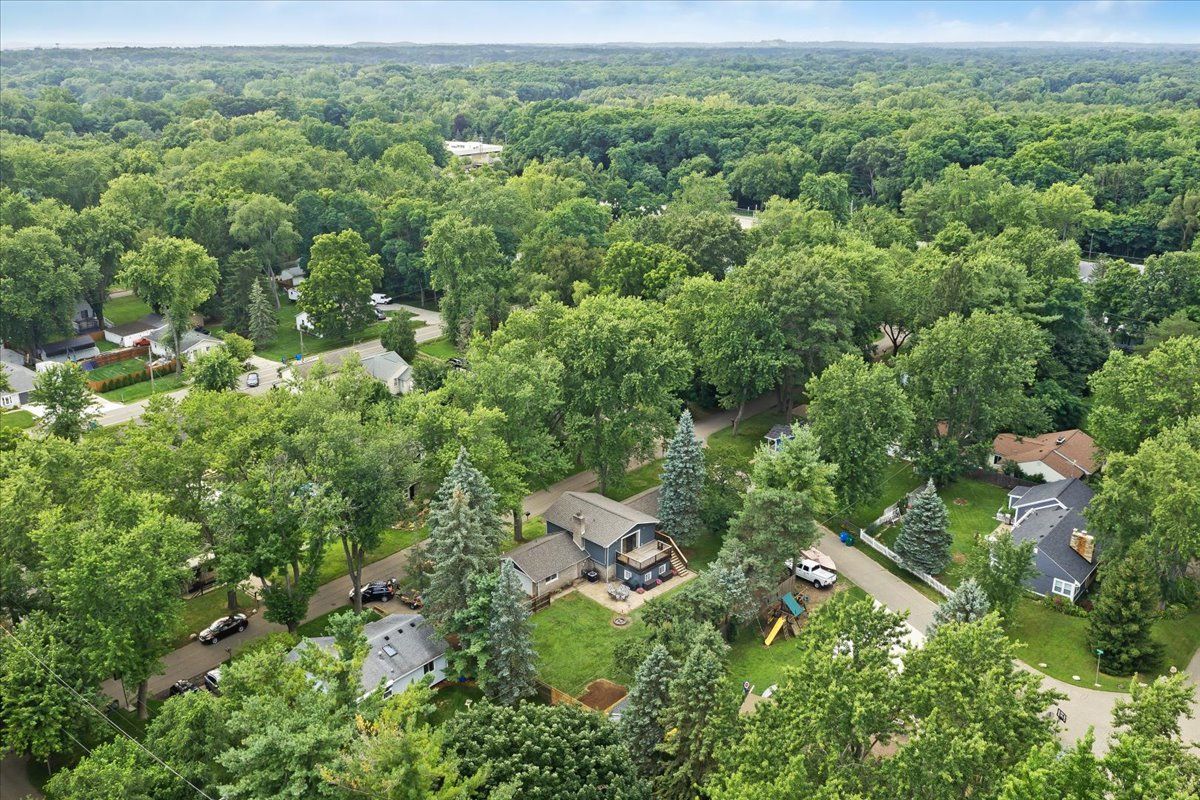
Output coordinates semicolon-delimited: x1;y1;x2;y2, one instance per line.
484;561;538;705
1089;546;1164;676
425;449;504;630
658;409;705;545
221;250;260;336
894;480;952;574
656;634;733;800
618;644;679;780
927;577;991;636
247;279;277;345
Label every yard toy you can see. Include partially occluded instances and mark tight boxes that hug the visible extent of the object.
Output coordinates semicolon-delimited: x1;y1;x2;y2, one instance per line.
764;615;787;647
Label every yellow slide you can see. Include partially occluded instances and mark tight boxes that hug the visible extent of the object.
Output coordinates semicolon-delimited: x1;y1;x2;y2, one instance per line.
764;616;787;647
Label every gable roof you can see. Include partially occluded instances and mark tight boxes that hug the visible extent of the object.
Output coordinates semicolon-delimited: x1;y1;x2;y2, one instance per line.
1009;477;1094;510
765;423;794;441
543;491;659;548
149;328;220;353
993;429;1098;479
2;361;37;394
1011;505;1098;585
505;532;587;583
362;351;411;382
288;613;446;695
107;313;166;337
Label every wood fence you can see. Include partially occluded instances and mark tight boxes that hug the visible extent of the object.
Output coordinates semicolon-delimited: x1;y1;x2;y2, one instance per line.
533;679;585;707
857;530;954;598
85;345;148;369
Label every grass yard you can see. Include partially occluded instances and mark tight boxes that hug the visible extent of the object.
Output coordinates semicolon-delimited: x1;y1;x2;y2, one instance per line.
213;302;399;363
86;356;150;381
417;336;458;360
430;683;484;726
99;369;188;403
682;528;723;571
1010;599;1200;692
94;339;120;352
178;589;259;646
530;593;649;696
605;459;664;502
1;409;36;430
839;459;924;532
103;294;153;326
313;523;429;587
297;604;385;638
502;518;546;553
705;409;787;472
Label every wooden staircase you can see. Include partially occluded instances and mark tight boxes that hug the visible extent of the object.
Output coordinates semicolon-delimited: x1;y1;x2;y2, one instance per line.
656;530;690;577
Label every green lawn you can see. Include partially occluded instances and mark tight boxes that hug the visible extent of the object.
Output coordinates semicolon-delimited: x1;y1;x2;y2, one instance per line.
99;370;188;403
178;589;258;647
103;294;153;326
430;683;484;726
297;605;384;638
682;527;723;571
86;356;150;381
1;409;36;430
840;459;924;532
417;336;458;360
1011;599;1200;692
605;459;664;502
705;409;787;472
502;518;546;553
313;523;429;587
530;593;650;695
213;302;398;363
95;339;120;352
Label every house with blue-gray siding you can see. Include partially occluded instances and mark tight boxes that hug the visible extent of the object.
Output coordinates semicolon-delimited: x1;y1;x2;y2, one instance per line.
1006;478;1099;602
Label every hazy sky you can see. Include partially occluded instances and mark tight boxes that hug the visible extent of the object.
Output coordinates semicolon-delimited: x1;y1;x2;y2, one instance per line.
2;0;1197;48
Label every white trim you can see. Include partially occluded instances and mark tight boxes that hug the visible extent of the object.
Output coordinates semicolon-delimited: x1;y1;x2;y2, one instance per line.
1051;577;1077;599
544;572;559;585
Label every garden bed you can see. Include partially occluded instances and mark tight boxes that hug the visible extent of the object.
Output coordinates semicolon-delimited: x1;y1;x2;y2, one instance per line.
577;678;627;711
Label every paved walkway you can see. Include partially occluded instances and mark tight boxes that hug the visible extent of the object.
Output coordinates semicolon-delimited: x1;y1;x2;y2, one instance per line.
1;751;40;799
817;530;1200;752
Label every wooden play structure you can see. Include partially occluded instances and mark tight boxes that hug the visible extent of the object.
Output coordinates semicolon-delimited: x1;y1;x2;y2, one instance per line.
762;591;809;646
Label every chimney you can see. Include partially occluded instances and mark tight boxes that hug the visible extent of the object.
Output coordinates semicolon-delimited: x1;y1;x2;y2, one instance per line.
572;512;585;549
1055;436;1067;445
1070;529;1095;563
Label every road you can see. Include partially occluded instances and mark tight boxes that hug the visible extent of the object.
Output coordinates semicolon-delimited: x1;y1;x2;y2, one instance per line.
93;305;442;426
817;530;1200;752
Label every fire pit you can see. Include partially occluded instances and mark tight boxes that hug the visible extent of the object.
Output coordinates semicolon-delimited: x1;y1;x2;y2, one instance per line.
612;616;629;627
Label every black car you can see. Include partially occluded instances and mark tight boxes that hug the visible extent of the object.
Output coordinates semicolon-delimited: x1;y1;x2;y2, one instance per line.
350;578;396;603
198;613;248;644
168;679;198;696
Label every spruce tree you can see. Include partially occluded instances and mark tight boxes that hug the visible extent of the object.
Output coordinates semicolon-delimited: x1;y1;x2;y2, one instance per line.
658;410;705;545
894;480;952;575
1088;546;1163;676
927;577;991;636
656;634;733;800
247;279;277;345
618;644;679;779
425;450;504;629
483;561;538;705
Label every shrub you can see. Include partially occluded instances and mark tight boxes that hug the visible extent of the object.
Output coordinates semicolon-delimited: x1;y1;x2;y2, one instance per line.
1042;594;1088;618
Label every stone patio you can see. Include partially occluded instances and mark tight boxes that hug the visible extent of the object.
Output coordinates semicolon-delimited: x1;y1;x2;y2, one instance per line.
576;570;697;613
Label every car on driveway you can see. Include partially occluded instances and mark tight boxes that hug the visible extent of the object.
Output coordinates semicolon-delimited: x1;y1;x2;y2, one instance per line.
792;559;837;589
246;372;260;388
198;613;248;644
169;679;198;696
204;669;222;693
350;578;396;603
371;293;393;306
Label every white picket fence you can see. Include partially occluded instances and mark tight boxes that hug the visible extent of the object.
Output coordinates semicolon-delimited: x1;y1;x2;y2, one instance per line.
858;529;954;598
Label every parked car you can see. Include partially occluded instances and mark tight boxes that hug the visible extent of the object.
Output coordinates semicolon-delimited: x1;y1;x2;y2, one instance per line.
350;578;396;603
204;669;221;693
371;293;393;306
374;308;387;321
246;372;260;388
168;679;198;696
198;613;248;644
792;559;837;589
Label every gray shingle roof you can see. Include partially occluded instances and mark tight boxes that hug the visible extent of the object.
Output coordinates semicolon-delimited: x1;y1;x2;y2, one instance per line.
2;362;36;394
1012;505;1099;585
505;532;587;583
149;328;220;353
107;314;165;337
41;335;99;357
1009;477;1093;510
289;613;446;695
362;351;411;382
543;491;659;548
766;424;794;441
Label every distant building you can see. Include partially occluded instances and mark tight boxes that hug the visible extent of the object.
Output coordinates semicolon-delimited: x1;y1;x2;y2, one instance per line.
38;335;100;364
148;329;223;361
104;313;167;348
991;429;1098;482
1;361;37;408
444;140;503;167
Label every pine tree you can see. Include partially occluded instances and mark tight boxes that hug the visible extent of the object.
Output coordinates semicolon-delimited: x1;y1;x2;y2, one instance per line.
1088;546;1163;676
894;480;952;575
927;577;991;636
656;635;733;800
425;450;504;629
618;644;679;779
483;561;537;705
658;410;705;545
247;279;277;345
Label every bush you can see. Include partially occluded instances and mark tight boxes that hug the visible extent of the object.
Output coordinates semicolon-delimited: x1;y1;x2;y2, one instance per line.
1042;594;1089;618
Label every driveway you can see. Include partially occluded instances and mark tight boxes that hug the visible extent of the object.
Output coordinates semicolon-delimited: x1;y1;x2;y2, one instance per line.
817;530;1200;752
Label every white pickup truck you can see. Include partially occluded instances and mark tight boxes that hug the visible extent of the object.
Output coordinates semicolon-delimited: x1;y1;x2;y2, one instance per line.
792;558;838;589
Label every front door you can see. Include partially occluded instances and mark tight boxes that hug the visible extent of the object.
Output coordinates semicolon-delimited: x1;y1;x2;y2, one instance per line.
622;533;637;553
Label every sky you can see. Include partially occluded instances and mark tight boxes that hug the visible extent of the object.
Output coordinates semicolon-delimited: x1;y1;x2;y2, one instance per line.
1;0;1198;48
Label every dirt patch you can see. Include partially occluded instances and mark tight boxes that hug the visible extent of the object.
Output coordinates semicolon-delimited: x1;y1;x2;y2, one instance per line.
953;497;970;506
578;679;627;711
951;552;968;565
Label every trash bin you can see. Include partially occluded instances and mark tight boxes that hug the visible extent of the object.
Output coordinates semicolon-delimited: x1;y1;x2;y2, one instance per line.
839;531;855;546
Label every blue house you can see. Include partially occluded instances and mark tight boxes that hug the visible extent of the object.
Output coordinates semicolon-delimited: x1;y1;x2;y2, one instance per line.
543;491;680;589
1006;478;1099;602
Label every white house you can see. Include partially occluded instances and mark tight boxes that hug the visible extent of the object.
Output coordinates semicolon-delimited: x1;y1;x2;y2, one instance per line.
1;361;37;409
362;351;414;395
444;140;503;167
295;311;323;338
286;613;448;701
149;329;223;361
104;313;167;347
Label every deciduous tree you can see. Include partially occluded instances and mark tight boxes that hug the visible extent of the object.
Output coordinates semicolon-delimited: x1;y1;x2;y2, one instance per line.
298;230;381;339
30;362;96;441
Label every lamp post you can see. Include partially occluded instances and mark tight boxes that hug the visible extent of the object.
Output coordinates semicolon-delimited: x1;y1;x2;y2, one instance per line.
1094;648;1104;686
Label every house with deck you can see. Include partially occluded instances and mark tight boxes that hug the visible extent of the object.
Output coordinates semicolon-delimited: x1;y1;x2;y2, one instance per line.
541;491;686;590
1005;478;1099;602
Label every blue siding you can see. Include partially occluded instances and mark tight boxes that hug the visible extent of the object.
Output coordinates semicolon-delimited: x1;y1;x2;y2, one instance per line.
586;539;610;566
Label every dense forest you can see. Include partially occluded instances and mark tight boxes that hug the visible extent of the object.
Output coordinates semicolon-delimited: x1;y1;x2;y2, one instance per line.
1;44;1199;800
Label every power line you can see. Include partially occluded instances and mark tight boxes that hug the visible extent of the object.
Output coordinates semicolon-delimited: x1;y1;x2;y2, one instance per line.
0;626;216;800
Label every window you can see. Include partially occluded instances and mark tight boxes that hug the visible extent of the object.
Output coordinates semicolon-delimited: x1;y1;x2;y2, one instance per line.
992;454;1003;465
659;564;668;575
623;569;631;579
1051;578;1077;599
423;660;435;675
544;572;559;585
